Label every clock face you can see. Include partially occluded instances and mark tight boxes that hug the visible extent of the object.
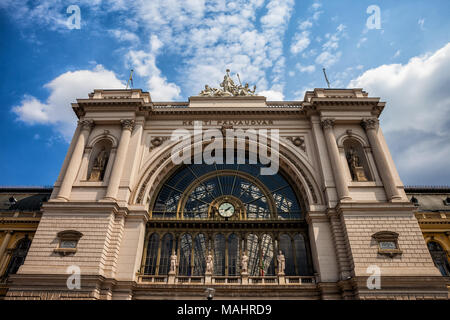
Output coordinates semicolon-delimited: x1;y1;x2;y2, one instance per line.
218;202;235;218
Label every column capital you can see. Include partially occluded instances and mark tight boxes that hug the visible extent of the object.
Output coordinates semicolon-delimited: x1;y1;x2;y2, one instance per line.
361;118;379;131
120;119;135;131
78;119;95;131
320;118;335;130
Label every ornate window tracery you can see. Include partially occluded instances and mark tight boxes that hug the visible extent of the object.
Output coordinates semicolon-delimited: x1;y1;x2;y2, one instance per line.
1;235;31;281
152;160;303;220
427;241;450;276
141;159;313;280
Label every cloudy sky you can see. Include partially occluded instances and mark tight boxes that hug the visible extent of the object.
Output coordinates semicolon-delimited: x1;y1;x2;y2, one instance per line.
0;0;449;186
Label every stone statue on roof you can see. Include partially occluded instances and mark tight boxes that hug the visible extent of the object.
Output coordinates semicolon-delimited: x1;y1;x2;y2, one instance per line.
198;69;257;97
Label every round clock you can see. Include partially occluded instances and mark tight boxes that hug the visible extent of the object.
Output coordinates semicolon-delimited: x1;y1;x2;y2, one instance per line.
218;202;235;218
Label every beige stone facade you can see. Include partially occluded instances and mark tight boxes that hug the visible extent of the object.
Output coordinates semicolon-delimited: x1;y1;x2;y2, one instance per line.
4;88;448;300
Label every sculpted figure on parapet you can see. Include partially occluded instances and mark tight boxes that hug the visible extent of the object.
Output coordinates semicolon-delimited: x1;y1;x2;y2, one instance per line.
198;69;257;97
170;252;178;273
277;250;285;275
205;252;214;274
241;251;249;274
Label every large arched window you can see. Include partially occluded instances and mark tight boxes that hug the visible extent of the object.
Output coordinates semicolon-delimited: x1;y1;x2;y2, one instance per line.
152;160;304;220
2;235;31;281
427;241;450;276
142;157;313;280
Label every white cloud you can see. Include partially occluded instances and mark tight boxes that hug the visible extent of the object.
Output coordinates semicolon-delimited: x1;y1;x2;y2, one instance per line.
12;65;124;140
296;63;316;74
393;50;401;58
126;35;181;101
4;0;298;99
311;2;322;11
315;51;342;67
127;51;180;101
315;24;346;68
299;20;313;30
290;31;311;54
109;29;140;43
349;42;450;184
418;18;425;30
258;90;284;101
357;37;367;48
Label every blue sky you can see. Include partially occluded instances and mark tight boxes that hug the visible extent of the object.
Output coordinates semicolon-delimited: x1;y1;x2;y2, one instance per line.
1;0;449;187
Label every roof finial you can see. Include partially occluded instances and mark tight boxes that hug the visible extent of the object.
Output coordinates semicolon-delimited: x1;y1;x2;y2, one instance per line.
126;69;134;90
322;68;331;88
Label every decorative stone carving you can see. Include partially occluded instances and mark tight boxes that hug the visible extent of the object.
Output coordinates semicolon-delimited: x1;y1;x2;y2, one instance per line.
361;118;379;130
54;230;83;256
78;119;94;131
88;147;109;181
220;125;233;136
205;252;213;274
320;118;335;130
120;119;135;131
346;147;368;182
286;136;306;152
149;136;170;151
241;251;249;274
169;252;178;274
198;69;257;97
277;250;285;275
372;231;402;258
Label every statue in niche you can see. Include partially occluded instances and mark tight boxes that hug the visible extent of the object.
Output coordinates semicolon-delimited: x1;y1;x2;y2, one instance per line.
169;252;178;274
88;147;109;181
205;251;214;274
241;251;249;274
277;250;285;275
346;146;368;182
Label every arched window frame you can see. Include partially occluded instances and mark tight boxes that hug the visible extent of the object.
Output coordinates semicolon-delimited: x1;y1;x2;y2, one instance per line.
427;240;450;276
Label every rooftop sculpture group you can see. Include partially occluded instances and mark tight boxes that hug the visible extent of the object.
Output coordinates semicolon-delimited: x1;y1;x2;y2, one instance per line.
199;69;257;97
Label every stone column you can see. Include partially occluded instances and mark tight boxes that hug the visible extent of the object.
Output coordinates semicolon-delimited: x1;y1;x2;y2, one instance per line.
104;119;135;201
0;231;13;265
361;118;402;201
57;120;94;201
321;119;351;201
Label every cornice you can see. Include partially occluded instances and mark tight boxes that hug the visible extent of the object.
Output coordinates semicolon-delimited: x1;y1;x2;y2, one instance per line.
334;201;416;216
43;201;122;215
149;108;305;116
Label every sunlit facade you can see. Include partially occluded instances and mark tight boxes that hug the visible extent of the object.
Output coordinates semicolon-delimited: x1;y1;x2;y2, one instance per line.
2;87;449;300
